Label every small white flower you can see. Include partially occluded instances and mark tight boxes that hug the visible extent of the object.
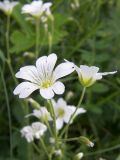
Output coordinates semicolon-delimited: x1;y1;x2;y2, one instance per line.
21;122;47;142
22;0;52;18
71;0;80;10
49;137;55;144
13;53;74;99
54;149;62;156
52;98;86;130
26;107;52;122
0;0;18;15
21;126;34;143
32;122;47;139
75;65;117;87
75;152;84;160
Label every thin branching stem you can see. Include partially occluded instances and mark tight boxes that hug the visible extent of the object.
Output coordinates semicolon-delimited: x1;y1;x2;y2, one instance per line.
60;87;86;137
35;18;40;58
40;138;51;160
0;67;13;158
6;15;17;84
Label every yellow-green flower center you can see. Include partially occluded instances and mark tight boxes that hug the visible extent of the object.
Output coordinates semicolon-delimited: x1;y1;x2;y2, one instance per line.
41;80;52;88
58;108;65;117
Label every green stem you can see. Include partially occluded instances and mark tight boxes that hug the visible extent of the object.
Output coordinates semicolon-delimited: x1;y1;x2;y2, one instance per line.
47;100;59;155
48;100;57;140
60;87;86;137
40;138;51;160
35;18;40;58
59;137;81;142
0;67;13;158
6;15;17;84
85;144;120;156
6;15;10;60
48;19;54;54
45;120;54;136
32;143;41;154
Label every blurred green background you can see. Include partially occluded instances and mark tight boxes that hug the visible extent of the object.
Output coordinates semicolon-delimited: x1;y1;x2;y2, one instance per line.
0;0;120;159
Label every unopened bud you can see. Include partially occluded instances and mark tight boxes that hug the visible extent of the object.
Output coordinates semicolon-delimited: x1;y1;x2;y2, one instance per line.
79;136;94;147
74;152;84;160
49;137;55;144
66;91;74;100
27;98;40;109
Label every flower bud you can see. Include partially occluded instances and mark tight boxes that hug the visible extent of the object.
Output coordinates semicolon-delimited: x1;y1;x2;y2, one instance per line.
27;98;40;109
74;152;84;160
79;136;94;147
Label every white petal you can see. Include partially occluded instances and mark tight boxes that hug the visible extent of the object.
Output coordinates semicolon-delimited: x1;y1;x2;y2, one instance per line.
56;118;64;130
40;87;54;99
57;98;67;107
36;54;57;80
52;82;65;95
53;62;75;80
32;122;47;138
42;2;52;10
64;106;75;123
76;108;86;115
15;65;40;83
36;56;47;80
80;65;99;80
74;65;81;76
13;82;39;98
98;71;117;76
21;126;34;143
95;74;102;80
46;53;57;74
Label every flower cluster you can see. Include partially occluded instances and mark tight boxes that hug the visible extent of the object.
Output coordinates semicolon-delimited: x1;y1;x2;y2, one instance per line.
0;0;53;22
21;98;86;142
22;0;52;18
14;53;116;148
14;53;116;99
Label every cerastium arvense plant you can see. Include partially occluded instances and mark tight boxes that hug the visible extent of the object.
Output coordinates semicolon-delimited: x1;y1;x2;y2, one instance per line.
0;0;117;160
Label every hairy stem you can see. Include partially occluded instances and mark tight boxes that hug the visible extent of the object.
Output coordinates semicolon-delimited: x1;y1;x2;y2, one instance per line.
60;87;86;137
35;18;40;58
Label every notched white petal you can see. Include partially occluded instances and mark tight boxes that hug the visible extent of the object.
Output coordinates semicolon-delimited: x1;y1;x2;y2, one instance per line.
53;62;75;80
52;81;65;95
13;82;39;98
15;65;39;83
40;87;54;99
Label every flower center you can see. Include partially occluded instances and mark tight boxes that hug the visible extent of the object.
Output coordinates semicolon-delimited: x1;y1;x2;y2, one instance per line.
58;108;65;118
41;80;52;88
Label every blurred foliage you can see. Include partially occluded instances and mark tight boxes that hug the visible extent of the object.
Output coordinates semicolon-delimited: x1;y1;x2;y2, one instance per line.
0;0;120;159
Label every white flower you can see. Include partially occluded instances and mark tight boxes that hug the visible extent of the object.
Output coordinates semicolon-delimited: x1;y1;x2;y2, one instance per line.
21;126;34;143
49;137;55;144
21;122;47;142
32;122;47;139
26;107;52;122
13;53;74;99
54;149;62;156
0;0;18;15
75;65;117;87
52;98;86;130
21;0;52;18
75;152;84;160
